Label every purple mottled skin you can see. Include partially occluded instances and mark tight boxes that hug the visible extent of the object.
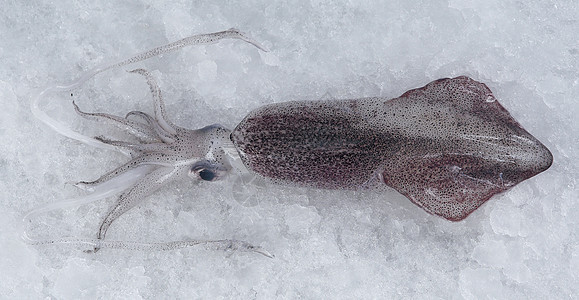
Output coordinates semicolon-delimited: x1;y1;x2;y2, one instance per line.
231;76;553;221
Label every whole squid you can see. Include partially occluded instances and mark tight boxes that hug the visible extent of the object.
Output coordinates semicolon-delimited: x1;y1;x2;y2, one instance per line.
25;29;552;256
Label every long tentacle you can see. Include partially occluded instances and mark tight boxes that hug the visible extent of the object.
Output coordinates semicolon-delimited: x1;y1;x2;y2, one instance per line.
21;233;273;258
75;28;268;90
129;69;178;135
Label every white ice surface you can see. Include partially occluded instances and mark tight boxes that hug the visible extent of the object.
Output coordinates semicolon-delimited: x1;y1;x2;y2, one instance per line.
1;0;578;298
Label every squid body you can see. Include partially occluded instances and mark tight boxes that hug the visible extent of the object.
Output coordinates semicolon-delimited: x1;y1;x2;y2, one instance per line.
232;76;553;221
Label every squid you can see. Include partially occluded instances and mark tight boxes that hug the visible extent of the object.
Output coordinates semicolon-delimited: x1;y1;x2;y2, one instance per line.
24;29;552;257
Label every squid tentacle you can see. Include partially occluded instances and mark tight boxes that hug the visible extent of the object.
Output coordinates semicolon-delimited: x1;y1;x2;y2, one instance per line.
73;101;158;140
129;69;178;135
95;166;186;247
74;153;190;190
89;166;191;254
21;233;273;258
125;111;175;143
23;164;156;222
87;28;267;87
32;86;119;151
93;137;171;156
125;110;153;121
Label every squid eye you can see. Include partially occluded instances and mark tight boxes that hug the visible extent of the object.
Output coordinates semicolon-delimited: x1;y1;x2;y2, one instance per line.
198;169;216;181
189;160;228;182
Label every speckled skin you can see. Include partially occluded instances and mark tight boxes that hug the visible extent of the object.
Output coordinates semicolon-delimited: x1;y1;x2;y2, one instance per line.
231;76;553;221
